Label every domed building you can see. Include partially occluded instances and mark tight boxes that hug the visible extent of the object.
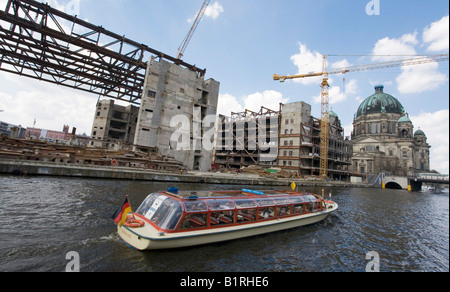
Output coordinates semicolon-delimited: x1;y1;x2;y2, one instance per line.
351;85;431;176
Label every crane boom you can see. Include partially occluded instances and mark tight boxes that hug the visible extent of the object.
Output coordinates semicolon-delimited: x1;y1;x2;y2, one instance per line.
274;53;449;178
274;54;449;81
177;0;210;60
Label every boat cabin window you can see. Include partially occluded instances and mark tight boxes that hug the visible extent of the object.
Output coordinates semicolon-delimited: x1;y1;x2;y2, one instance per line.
303;195;319;212
208;199;235;211
180;214;208;229
291;196;306;214
255;198;275;207
183;200;208;213
274;197;291;205
136;193;183;231
237;209;256;223
210;210;235;226
234;199;257;209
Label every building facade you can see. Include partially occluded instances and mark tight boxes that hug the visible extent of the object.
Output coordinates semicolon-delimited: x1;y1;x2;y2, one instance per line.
133;57;220;171
90;99;139;149
351;85;431;176
277;102;352;180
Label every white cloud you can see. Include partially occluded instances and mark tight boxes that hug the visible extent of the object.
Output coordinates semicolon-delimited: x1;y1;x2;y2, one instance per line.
396;60;448;94
189;1;224;23
0;73;96;135
411;110;449;174
217;90;287;116
331;59;352;70
371;32;418;61
312;79;359;105
423;15;449;52
369;17;449;95
243;90;288;112
217;93;244;116
204;2;224;20
290;42;325;85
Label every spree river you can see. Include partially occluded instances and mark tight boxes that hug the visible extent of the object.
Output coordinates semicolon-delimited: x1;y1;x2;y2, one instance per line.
0;175;448;272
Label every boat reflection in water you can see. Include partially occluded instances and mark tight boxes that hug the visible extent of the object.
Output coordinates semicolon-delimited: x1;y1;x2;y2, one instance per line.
117;188;338;251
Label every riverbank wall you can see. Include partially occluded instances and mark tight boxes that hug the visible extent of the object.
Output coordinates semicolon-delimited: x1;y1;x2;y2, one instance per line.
0;159;374;188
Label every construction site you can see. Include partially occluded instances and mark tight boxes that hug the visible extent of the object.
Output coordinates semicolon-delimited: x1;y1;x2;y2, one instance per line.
0;0;448;184
214;101;353;181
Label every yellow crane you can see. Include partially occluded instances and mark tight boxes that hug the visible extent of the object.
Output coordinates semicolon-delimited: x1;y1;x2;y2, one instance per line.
274;54;449;178
177;0;210;60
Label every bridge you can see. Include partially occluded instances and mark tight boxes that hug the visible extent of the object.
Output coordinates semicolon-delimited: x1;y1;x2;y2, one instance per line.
382;173;449;191
0;0;206;105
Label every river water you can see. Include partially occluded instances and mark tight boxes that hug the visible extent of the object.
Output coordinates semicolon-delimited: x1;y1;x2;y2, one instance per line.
0;175;448;272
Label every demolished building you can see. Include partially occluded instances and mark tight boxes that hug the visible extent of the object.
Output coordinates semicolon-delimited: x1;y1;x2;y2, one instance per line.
214;101;353;180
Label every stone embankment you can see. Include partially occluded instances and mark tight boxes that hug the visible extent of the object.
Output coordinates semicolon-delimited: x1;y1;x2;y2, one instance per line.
0;159;373;189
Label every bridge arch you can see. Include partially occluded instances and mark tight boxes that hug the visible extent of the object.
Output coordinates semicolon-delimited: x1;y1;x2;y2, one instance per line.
382;175;409;190
385;182;402;190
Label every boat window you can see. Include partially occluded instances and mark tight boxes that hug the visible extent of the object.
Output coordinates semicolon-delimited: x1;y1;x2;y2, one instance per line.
237;209;256;223
274;197;292;205
136;193;183;231
258;207;275;220
290;196;305;204
303;195;318;202
210;211;235;226
180;214;208;229
255;198;275;207
208;199;235;211
293;204;304;214
136;193;160;216
277;205;291;217
234;199;257;209
183;200;208;213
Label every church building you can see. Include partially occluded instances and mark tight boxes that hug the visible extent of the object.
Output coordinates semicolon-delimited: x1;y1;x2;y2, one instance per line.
351;85;431;176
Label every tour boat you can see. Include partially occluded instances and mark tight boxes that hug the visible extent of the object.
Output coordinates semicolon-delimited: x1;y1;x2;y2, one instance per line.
117;188;338;250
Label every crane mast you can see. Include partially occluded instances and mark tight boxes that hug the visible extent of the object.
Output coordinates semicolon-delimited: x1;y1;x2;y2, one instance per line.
274;54;449;178
177;0;210;60
319;55;330;178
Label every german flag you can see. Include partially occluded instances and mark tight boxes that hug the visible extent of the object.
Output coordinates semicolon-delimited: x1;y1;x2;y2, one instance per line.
112;197;132;226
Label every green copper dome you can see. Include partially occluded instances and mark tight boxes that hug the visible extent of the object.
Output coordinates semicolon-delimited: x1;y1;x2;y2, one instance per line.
356;85;405;118
415;129;426;137
398;113;412;123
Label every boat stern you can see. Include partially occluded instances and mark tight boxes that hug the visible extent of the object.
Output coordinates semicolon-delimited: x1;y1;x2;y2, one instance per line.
117;224;152;251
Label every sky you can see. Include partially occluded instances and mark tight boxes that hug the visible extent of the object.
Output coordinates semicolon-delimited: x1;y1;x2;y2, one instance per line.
0;0;449;173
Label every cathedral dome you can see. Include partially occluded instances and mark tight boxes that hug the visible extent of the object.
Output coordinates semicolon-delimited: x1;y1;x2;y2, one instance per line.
356;85;405;118
415;129;426;137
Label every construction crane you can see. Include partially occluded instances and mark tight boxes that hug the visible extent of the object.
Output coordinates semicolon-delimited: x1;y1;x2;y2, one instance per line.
274;53;449;178
177;0;210;60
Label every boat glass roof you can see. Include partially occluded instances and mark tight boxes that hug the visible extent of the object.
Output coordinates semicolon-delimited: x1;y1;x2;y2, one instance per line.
208;199;236;211
183;200;208;213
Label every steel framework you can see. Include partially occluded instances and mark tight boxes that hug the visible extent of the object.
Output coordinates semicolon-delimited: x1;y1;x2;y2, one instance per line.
0;0;206;104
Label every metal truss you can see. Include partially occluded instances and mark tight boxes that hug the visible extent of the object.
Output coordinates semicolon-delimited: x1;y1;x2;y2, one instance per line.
0;0;206;104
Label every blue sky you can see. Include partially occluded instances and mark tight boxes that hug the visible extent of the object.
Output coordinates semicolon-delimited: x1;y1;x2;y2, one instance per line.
0;0;449;173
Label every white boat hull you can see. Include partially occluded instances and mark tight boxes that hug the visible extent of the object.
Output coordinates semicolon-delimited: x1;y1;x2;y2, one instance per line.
118;202;338;251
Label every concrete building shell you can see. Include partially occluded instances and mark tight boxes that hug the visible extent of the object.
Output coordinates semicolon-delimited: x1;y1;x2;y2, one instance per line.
133;57;220;171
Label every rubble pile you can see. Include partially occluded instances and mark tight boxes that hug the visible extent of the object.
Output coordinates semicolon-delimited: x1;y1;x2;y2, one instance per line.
239;165;302;179
0;134;186;172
